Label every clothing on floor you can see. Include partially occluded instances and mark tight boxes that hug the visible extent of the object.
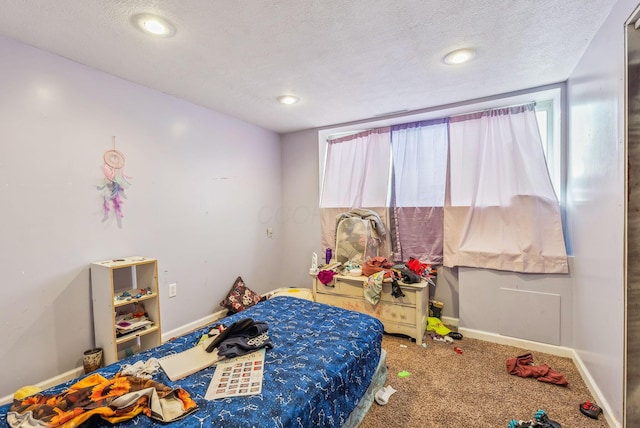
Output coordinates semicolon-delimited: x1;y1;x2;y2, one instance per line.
426;317;452;336
506;353;568;386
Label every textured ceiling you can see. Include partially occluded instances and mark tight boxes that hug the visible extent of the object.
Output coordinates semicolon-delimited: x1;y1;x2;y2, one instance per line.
0;0;617;134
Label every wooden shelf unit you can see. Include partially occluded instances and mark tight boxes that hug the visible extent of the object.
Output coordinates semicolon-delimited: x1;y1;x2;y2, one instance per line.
90;257;162;365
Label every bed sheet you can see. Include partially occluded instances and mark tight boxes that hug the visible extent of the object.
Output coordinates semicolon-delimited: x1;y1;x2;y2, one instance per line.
1;296;384;428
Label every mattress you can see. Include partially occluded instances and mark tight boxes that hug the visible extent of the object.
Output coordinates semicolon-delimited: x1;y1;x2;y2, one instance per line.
1;296;385;427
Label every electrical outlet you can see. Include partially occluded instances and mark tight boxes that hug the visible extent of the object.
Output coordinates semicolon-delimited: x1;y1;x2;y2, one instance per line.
168;283;177;298
266;227;273;238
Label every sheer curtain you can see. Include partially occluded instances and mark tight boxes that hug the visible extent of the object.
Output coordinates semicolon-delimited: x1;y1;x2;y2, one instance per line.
320;128;391;252
390;119;448;263
444;104;568;273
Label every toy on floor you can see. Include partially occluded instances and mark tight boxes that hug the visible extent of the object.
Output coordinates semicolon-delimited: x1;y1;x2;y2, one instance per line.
508;409;561;428
579;401;602;419
374;385;397;405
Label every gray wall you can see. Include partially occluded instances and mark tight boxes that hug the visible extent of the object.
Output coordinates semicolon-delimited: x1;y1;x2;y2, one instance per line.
431;266;459;320
0;36;283;398
458;261;574;347
280;129;322;289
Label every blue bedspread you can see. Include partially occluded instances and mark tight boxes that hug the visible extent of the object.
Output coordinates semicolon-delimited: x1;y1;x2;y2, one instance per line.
1;296;384;427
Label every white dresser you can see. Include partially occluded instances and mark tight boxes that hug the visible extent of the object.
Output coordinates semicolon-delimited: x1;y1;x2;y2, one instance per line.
312;274;429;345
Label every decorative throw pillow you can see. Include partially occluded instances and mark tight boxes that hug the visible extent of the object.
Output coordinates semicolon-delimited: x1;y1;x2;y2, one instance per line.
220;276;263;313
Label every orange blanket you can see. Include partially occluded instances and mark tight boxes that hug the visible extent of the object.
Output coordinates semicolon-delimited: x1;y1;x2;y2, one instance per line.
7;373;198;427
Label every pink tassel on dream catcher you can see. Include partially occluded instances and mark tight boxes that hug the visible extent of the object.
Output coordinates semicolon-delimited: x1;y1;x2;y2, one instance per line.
98;136;132;222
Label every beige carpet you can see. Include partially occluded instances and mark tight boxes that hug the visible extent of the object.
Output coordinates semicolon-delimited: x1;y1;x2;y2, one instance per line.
359;333;610;428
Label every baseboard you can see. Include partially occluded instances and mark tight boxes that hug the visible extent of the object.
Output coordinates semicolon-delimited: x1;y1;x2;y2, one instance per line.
0;366;85;406
441;315;458;327
570;349;620;428
458;327;575;358
161;308;228;342
459;326;619;428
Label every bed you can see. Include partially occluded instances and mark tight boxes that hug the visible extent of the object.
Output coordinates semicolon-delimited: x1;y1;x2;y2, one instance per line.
1;296;387;427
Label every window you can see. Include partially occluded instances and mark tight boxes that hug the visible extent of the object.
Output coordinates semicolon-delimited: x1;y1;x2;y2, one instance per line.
535;98;562;202
318;86;567;273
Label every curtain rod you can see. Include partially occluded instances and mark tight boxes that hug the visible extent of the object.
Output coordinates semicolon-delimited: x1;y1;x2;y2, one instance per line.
326;101;538;141
448;101;536;120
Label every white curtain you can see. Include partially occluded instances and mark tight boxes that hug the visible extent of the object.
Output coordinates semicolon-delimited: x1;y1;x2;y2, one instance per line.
390;119;448;263
444;104;568;273
320;128;391;254
320;128;391;208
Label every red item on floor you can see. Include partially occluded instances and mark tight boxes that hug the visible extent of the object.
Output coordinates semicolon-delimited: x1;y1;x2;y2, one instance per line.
580;401;602;419
506;353;568;386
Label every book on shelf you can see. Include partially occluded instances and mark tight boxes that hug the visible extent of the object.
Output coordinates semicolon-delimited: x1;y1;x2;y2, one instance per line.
115;315;153;336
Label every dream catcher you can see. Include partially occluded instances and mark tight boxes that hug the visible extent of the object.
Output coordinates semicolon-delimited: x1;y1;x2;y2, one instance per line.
98;137;132;221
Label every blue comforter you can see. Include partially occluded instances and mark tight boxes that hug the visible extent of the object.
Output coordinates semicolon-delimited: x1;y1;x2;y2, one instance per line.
1;296;384;427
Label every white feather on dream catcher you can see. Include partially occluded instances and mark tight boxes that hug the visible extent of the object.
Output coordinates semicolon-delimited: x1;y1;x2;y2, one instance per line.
97;137;132;222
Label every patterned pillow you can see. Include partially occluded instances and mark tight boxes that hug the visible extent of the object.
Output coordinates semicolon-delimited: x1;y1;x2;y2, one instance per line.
220;276;263;313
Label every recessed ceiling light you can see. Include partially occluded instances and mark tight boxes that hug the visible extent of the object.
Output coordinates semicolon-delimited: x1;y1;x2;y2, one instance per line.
277;95;300;105
131;13;176;37
443;48;476;65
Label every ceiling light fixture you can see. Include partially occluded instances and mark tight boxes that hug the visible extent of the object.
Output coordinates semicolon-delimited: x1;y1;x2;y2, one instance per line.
443;48;476;65
277;95;300;105
131;13;176;37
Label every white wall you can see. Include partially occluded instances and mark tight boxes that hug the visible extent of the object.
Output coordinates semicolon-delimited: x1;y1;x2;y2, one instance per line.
566;0;637;424
0;36;282;398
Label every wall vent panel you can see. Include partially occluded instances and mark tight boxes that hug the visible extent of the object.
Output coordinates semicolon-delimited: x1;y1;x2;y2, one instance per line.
498;288;561;345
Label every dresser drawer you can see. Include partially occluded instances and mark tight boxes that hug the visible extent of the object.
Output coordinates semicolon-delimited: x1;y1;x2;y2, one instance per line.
381;320;423;339
320;275;421;306
312;273;428;345
316;293;417;326
316;276;365;298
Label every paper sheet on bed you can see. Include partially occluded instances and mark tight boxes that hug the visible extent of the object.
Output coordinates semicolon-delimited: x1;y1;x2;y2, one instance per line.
205;348;265;400
158;336;222;381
